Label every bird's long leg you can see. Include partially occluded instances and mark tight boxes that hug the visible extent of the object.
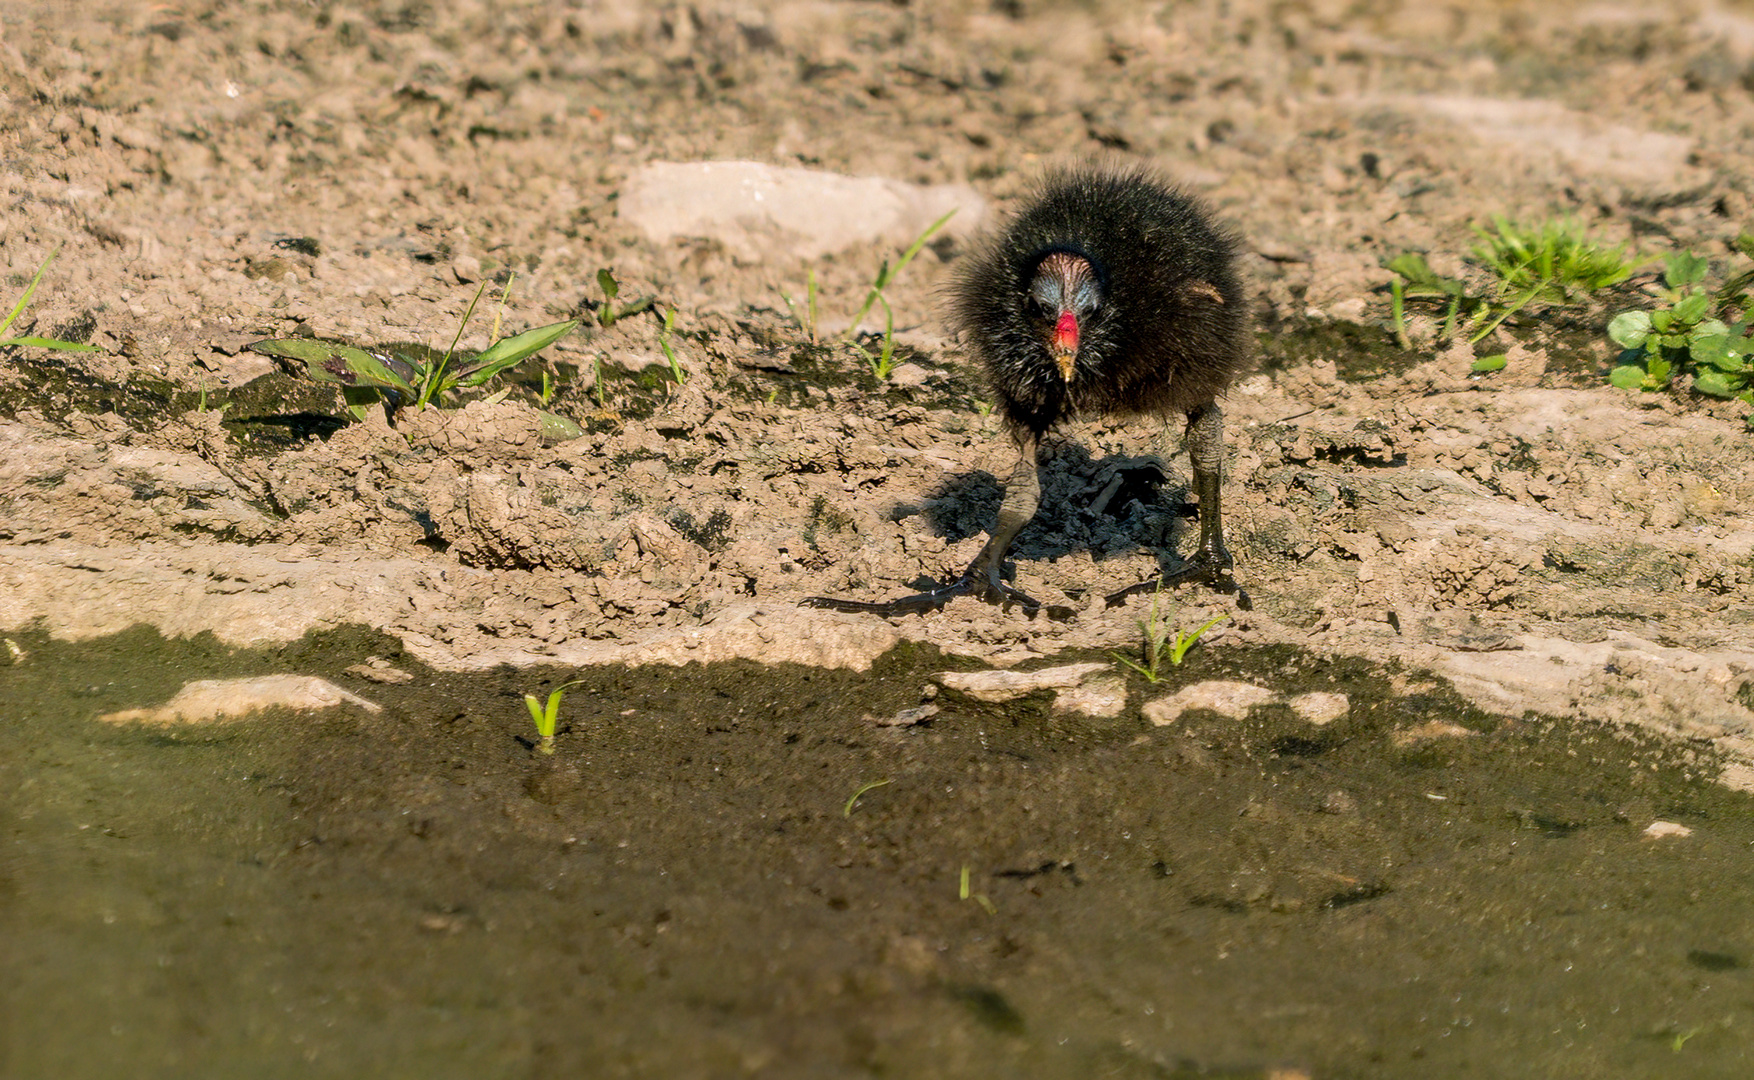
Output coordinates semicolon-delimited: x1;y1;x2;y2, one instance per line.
802;428;1071;618
962;428;1041;602
1105;403;1252;610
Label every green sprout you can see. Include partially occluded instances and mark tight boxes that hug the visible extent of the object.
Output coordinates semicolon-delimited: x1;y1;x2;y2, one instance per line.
843;778;891;816
1111;588;1229;683
779;268;819;344
1;246;101;354
959;864;996;915
523;679;586;756
657;305;685;385
594;267;655;328
844;209;955;380
853;294;901;380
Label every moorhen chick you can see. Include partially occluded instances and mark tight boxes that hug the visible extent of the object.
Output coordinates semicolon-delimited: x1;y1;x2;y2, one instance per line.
807;163;1251;617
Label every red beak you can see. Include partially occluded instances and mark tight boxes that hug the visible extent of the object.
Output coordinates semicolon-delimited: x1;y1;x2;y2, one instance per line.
1052;310;1079;381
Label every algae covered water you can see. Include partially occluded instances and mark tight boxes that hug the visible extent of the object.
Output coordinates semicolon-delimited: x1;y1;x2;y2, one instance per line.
4;625;1752;1078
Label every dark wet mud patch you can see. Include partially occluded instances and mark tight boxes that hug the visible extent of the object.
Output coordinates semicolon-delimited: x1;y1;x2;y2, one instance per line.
5;626;1754;1078
1258;320;1423;383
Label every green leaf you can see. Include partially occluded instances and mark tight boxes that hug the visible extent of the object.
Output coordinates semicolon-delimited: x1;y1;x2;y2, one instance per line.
537;410;584;443
452;319;580;386
1694;370;1739;398
1648;357;1672;383
1664;251;1709;289
340;385;384;420
596;268;619;305
1607;310;1652;349
1689;317;1729;342
250;338;419;396
1650;309;1674;333
1672;290;1710;325
1385;251;1467;297
1689;333;1731;367
1471;353;1508;373
1608;365;1646;389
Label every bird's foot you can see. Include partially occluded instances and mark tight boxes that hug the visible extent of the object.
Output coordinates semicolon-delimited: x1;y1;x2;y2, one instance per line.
802;574;1075;620
1104;554;1252;611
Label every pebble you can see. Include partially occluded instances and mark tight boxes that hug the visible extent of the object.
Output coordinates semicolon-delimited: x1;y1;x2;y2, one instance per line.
98;675;381;726
1142;680;1279;725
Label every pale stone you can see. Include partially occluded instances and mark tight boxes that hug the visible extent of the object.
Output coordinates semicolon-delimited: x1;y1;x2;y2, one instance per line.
1391;720;1476;746
1052;674;1129;719
934;662;1112;703
99;675;381;726
1290;691;1350;726
1142;681;1279;725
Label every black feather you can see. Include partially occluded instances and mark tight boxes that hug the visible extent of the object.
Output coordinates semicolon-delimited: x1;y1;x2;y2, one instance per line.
951;163;1249;436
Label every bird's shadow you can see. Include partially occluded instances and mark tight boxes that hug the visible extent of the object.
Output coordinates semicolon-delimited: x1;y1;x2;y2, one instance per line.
908;440;1197;580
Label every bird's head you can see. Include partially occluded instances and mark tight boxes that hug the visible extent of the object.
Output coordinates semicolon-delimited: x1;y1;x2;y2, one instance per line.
1027;249;1102;383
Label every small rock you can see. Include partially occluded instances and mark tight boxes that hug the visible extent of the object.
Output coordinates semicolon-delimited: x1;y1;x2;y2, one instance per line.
885;362;931;387
1643;821;1693;840
934;662;1111;703
1052;675;1129;719
876;703;939;728
1142;680;1279;725
345;656;415;684
99;675;381;726
1290;691;1350;725
1391;720;1475;746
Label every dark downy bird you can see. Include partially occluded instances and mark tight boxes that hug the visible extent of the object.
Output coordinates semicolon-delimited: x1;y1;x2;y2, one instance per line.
807;163;1251;616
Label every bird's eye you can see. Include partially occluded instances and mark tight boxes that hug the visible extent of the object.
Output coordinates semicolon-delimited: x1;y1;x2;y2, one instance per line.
1024;296;1051;319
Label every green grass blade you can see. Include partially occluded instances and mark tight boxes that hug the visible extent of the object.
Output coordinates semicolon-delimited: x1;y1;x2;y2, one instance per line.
845;209;956;340
0;246;61;339
424;280;490;405
0;335;99;352
452;319;580;386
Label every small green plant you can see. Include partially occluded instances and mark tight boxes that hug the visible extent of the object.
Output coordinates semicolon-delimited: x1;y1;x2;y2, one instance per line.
959;864;996;915
854;295;902;380
1;247;100;354
1111;589;1229;682
594;267;655;328
843;778;891;816
249;286;580;429
840;210;954;380
1469;216;1635;339
779;268;819;344
523;679;585;756
1608;250;1754;424
1386;217;1635;346
657;305;685;385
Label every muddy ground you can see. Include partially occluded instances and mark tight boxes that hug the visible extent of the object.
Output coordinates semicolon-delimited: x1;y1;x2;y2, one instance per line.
3;0;1754;1075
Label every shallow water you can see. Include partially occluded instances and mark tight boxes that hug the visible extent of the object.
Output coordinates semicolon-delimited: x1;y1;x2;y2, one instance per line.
3;625;1752;1078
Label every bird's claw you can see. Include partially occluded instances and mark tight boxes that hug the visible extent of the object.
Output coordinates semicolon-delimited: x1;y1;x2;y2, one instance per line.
1104;554;1252;611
